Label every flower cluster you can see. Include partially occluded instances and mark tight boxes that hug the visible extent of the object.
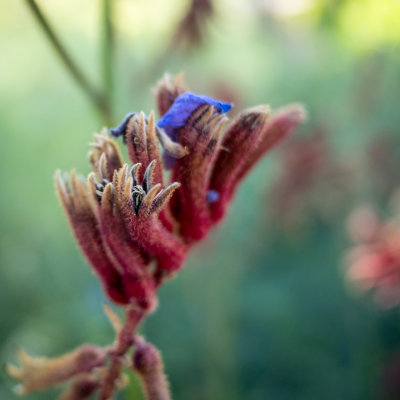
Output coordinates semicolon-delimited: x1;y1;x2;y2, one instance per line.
56;74;305;309
345;204;400;308
8;74;304;399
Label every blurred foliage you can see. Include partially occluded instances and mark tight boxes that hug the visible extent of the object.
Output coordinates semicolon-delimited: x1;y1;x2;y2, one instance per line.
2;0;400;399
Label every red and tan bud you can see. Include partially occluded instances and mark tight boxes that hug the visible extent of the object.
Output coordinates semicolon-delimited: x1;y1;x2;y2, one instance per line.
209;106;271;223
170;105;227;242
89;130;123;181
114;163;187;272
7;345;106;394
124;112;164;185
151;182;181;216
154;73;186;117
122;115;180;235
58;373;99;400
133;339;170;400
209;104;306;223
97;183;156;308
238;103;307;182
55;171;129;304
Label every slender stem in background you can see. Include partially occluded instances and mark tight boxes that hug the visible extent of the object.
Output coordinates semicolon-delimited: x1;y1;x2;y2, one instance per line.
101;0;114;114
99;306;145;400
24;0;112;125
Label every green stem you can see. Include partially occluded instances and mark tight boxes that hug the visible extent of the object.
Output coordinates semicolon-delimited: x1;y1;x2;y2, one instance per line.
25;0;112;125
99;306;145;400
101;0;114;113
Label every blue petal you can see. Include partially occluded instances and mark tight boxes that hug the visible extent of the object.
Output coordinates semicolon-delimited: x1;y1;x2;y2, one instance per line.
162;153;179;169
109;112;136;139
157;92;233;139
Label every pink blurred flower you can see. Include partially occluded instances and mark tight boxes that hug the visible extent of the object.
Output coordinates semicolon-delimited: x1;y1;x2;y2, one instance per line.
345;205;400;308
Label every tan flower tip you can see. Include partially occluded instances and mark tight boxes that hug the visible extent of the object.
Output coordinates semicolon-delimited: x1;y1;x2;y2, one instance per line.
103;303;122;334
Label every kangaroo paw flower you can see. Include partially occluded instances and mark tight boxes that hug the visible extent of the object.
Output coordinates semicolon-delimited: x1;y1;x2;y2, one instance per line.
7;345;107;394
55;74;304;305
133;337;171;400
89;130;124;181
58;373;99;400
47;73;304;400
209;105;272;223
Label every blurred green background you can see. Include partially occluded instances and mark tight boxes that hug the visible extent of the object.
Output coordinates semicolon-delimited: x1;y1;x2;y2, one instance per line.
2;0;400;399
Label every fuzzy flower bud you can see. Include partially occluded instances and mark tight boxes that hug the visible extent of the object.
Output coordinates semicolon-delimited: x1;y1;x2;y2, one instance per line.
154;73;186;117
6;345;106;394
58;373;99;400
133;338;170;400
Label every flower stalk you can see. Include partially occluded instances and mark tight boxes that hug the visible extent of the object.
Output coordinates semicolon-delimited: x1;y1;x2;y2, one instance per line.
101;0;114;111
99;306;146;400
24;0;113;125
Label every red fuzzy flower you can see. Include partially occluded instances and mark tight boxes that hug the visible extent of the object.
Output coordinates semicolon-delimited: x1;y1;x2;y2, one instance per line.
56;74;305;308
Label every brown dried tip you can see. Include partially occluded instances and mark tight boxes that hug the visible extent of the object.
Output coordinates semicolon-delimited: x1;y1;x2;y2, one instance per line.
114;161;180;218
154;73;186;117
123;112;165;185
89;129;124;182
237;103;307;182
103;303;123;334
6;345;106;394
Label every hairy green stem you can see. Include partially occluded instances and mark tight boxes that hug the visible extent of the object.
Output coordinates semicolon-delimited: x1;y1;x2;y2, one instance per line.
99;306;145;400
25;0;112;125
101;0;114;110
